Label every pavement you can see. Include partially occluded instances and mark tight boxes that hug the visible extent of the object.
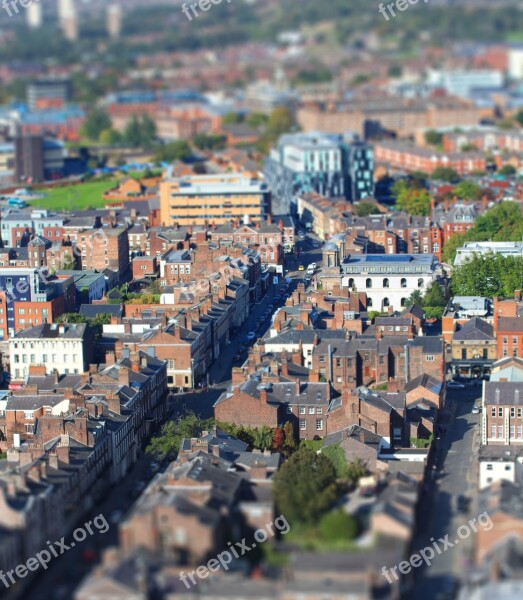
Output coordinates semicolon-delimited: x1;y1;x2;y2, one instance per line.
409;386;481;599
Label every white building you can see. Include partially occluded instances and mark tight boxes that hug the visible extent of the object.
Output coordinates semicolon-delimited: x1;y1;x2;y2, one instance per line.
509;46;523;80
479;446;523;490
9;322;92;380
426;69;504;98
454;241;523;266
341;254;437;312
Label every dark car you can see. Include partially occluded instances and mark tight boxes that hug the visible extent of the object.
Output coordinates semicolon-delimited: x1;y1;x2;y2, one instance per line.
457;494;470;513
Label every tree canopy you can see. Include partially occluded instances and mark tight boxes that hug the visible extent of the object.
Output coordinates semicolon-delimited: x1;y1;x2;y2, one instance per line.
273;447;338;524
81;109;112;142
431;167;461;183
441;202;523;263
392;180;431;216
451;253;523;298
146;413;214;459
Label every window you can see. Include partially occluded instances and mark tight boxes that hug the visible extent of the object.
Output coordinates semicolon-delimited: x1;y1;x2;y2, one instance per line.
491;407;496;417
383;278;389;288
24;411;33;419
300;419;306;430
309;406;315;414
518;408;522;418
401;278;407;288
511;407;515;418
486;464;493;471
316;419;323;431
316;407;322;414
498;425;504;437
426;355;434;362
299;406;306;415
491;425;496;438
287;406;292;414
25;424;34;434
518;426;522;439
510;425;515;438
499;407;503;417
366;278;372;289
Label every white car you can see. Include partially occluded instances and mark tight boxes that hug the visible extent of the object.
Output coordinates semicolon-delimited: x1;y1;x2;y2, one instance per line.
472;405;481;414
447;381;465;389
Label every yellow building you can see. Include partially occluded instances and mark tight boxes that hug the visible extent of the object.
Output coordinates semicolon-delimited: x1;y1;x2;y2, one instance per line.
160;172;270;227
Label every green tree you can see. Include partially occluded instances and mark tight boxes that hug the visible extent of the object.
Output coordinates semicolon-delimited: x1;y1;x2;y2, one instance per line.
222;112;244;125
124;115;142;147
319;510;358;542
355;201;380;217
192;133;226;151
273;448;338;524
431;167;461;183
345;458;368;486
515;110;523;127
404;290;423;306
321;444;347;478
146;413;214;459
267;107;295;139
423;282;446;308
245;113;269;128
57;313;86;324
81;109;112;142
453;181;482;200
451;253;523;298
388;65;403;78
154;140;192;163
441;232;467;264
99;128;122;145
253;426;274;451
499;164;517;176
424;130;443;147
393;181;431;216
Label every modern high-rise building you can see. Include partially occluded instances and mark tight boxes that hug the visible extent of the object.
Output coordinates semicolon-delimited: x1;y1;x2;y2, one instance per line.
107;3;123;40
160;173;271;227
27;77;72;111
58;0;78;41
15;135;44;184
26;3;43;29
263;132;374;215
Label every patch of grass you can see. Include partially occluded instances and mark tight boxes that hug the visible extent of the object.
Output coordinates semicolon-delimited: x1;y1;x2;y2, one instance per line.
28;180;118;211
282;521;359;552
300;439;323;452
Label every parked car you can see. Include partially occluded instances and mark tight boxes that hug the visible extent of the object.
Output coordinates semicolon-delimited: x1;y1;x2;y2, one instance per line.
246;331;256;342
457;494;470;513
447;381;465;389
472;404;481;414
298;265;305;271
109;510;124;524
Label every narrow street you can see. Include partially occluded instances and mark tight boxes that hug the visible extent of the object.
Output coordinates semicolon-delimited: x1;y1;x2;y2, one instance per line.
410;386;481;599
